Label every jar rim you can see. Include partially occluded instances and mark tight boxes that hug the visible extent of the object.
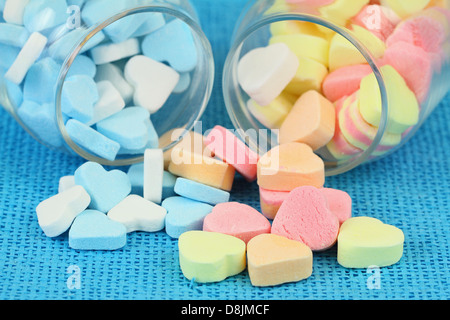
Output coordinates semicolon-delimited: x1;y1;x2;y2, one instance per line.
222;11;390;177
55;4;215;167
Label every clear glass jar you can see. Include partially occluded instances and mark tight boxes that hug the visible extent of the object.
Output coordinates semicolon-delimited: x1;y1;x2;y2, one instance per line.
223;0;450;176
0;0;214;166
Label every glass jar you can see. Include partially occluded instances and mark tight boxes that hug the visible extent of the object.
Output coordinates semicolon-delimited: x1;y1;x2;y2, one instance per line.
0;0;214;166
223;0;450;176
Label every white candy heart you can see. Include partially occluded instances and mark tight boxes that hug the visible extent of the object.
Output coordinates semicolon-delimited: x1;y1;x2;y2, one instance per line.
237;42;299;107
107;195;167;233
124;55;180;114
36;185;91;238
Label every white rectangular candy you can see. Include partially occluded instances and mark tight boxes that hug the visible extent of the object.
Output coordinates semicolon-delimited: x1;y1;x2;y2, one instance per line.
5;32;48;84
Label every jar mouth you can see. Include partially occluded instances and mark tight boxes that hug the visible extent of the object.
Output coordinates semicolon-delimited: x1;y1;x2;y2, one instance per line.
222;12;389;177
55;5;215;167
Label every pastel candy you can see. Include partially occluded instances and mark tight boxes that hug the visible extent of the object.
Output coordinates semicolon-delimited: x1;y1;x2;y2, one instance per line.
107;195;167;233
143;149;164;204
69;210;127;251
85;80;126;127
5;32;47;85
259;186;352;224
61;75;99;123
322;64;373;102
127;163;176;200
259;187;289;220
17;101;66;149
351;4;397;41
162;196;213;239
65;119;121;162
337;216;405;268
203;202;271;244
279;90;336;151
380;0;431;19
80;0;149;43
269;34;329;67
386;15;446;66
271;186;340;251
319;0;370;26
257;142;325;191
325;96;362;160
0;43;20;69
339;94;402;153
23;0;67;32
168;149;236;191
48;28;105;61
74;162;131;213
328;33;366;72
67;55;97;78
2;0;29;25
270;20;327;37
90;38;141;65
247;234;313;287
96;107;152;151
0;23;29;47
174;178;230;206
94;63;134;104
159;129;209;170
124;55;180;114
359;65;420;134
23;57;60;104
321;188;352;225
383;41;433;103
58;175;75;193
142;19;198;73
349;24;386;59
237;43;299;107
36;185;91;238
178;231;246;283
284;56;328;97
246;92;295;129
204;125;259;182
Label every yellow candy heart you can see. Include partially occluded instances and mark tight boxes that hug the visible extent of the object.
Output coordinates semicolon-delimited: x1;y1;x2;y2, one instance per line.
178;231;246;283
337;217;405;268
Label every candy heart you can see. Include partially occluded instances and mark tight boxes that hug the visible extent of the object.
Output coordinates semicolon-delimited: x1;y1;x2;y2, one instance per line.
65;119;121;162
257;142;325;191
74;162;131;213
204;125;260;182
203;202;271;244
271;186;340;251
359;65;419;134
96;106;151;151
337;216;405;268
162;196;213;239
36;185;91;238
142;19;198;73
107;195;167;233
69;210;127;251
61;74;99;123
278;90;336;151
178;231;246;283
237;42;299;107
23;0;68;32
174;178;230;206
124;55;180;114
247;234;313;287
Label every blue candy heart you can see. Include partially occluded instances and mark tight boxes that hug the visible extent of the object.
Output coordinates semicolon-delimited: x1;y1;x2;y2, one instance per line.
142;19;198;73
69;210;127;250
162;196;213;239
74;162;131;213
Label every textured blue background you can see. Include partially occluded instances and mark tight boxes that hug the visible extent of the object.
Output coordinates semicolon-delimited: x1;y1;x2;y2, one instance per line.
0;0;449;300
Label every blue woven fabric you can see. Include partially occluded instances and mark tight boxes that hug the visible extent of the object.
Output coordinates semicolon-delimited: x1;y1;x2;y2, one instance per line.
0;0;449;300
